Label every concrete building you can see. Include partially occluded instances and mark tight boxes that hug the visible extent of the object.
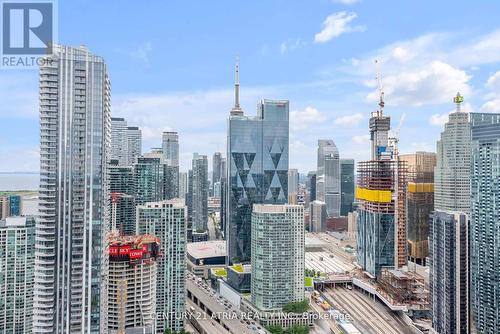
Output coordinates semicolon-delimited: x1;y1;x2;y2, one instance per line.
111;117;129;166
226;61;289;264
186;240;226;278
136;199;186;332
430;93;471;334
316;140;341;218
400;152;436;263
0;216;35;333
162;131;179;167
470;112;500;334
309;200;327;232
33;45;110;333
0;195;22;219
107;234;159;333
126;126;142;166
288;168;299;198
212;152;223;197
356;91;408;278
251;204;304;311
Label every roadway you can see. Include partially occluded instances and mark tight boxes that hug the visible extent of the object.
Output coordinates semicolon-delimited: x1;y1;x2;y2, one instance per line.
324;287;413;334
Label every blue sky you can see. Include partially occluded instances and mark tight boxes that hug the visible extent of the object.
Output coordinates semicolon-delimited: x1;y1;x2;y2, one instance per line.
2;0;500;173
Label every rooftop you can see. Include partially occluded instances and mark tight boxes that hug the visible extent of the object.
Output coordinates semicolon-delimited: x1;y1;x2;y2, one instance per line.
187;240;226;259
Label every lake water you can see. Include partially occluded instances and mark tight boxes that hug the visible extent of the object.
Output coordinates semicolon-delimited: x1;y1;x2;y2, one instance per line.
0;174;39;191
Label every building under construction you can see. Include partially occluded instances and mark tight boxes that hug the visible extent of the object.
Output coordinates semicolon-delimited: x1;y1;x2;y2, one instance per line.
107;233;160;334
400;152;436;264
377;268;430;310
356;64;408;278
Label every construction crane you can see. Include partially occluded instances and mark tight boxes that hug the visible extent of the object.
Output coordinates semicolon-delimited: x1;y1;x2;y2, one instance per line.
375;59;385;116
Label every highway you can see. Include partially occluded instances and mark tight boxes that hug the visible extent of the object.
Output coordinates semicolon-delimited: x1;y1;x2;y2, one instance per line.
324;287;413;334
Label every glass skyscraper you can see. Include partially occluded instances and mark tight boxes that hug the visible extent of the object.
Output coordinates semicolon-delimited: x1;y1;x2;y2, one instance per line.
33;45;111;333
162;131;179;167
191;153;208;232
340;159;355;216
227;95;289;264
470;112;500;334
225;58;289;264
316;140;341;218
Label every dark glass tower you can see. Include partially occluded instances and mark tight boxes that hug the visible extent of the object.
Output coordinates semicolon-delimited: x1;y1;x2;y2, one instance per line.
226;60;289;264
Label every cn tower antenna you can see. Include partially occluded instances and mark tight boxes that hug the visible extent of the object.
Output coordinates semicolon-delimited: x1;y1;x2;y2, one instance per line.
375;59;385;116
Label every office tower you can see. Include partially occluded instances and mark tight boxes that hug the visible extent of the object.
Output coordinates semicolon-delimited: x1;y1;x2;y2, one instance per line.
309;200;327;232
126;126;142;165
213;181;222;198
400;152;436;264
226;60;289;263
107;233;159;333
306;171;317;203
34;45;110;333
288;168;299;196
220;158;227;182
356;91;408;278
429;93;471;334
179;171;188;198
109;161;136;235
340;159;355;216
136;199;186;332
111;117;129;166
251;204;304;311
0;216;35;333
470;112;500;334
162;132;179;167
134;156;165;205
316;140;341;218
191;153;208;232
212;152;223;186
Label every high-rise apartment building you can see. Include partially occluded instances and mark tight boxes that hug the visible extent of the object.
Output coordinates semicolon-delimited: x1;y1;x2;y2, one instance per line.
191;153;208;232
33;45;111;333
400;152;436;263
179;171;188;198
136;199;186;332
126;126;142;166
0;195;22;219
111;117;129;166
429;93;471;334
356;93;408;278
162;132;179;167
340;159;355;216
109;161;136;235
251;204;304;311
212;152;223;187
0;216;35;333
316;140;341;218
134;156;165;205
226;61;289;264
470;112;500;334
306;171;317;204
107;233;159;333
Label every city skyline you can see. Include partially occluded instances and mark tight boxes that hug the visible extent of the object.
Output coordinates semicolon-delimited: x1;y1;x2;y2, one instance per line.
2;1;500;173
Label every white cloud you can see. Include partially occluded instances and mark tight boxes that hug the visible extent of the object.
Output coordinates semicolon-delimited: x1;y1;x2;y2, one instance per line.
486;71;500;90
280;38;305;54
314;12;365;44
366;61;471;107
290;106;327;130
481;99;500;113
130;42;153;64
334;113;364;126
352;134;370;144
429;113;449;126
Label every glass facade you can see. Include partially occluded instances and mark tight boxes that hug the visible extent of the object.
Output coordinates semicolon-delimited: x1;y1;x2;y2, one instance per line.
317;140;341;217
470;113;500;334
226;99;289;264
34;45;111;333
340;159;355;216
191;153;208;232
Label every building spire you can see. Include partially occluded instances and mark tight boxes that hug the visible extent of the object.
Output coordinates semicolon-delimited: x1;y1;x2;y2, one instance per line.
230;55;244;116
454;92;464;112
